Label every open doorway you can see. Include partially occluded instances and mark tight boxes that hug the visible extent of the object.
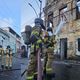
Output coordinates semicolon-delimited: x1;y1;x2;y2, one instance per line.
60;38;67;60
76;38;80;56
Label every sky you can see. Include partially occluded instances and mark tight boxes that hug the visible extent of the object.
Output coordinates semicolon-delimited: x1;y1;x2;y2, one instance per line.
0;0;45;35
0;0;21;35
21;0;45;32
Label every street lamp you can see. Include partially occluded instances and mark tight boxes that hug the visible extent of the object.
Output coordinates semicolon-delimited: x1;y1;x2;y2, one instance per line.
28;3;38;18
38;0;42;18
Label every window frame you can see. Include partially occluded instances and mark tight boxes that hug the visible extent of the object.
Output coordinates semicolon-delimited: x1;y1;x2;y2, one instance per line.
47;11;53;28
76;0;80;19
78;38;80;52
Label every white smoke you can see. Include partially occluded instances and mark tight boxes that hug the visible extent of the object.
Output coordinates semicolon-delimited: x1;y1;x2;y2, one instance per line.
54;18;65;35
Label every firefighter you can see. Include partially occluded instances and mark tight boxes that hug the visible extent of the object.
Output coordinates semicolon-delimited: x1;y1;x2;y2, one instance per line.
0;45;4;69
5;45;12;69
26;26;43;80
26;18;45;80
43;29;56;80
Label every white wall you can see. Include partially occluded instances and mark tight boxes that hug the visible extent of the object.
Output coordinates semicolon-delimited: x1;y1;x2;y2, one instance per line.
0;32;9;50
8;32;16;53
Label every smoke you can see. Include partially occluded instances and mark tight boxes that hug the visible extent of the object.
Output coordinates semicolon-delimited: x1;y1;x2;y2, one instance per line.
54;18;65;35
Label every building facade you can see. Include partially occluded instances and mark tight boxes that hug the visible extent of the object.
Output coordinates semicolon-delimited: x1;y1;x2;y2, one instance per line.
44;0;80;59
3;27;21;53
0;28;10;50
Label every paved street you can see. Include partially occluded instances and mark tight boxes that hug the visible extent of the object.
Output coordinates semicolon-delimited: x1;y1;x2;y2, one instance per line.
52;60;80;80
0;53;80;80
0;53;28;80
21;57;29;80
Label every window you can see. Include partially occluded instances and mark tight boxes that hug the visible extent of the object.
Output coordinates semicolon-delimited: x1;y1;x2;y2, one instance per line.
77;0;80;12
59;5;67;21
78;38;80;51
47;12;53;27
76;0;80;19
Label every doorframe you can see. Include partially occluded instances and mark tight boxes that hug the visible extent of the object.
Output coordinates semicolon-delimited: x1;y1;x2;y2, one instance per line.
60;38;68;59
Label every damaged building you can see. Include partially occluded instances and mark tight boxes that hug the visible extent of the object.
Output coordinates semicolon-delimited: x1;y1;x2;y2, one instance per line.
44;0;80;59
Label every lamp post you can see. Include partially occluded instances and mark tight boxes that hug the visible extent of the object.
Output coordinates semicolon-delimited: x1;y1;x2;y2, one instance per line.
28;3;38;18
39;0;42;18
28;1;44;80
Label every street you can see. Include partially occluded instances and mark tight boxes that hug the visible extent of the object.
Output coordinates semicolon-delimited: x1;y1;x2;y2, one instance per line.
52;60;80;80
0;53;28;80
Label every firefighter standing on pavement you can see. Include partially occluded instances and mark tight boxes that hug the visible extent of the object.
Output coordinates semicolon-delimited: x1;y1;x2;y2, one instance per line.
26;26;43;80
26;18;46;80
0;45;5;69
5;45;12;69
26;19;56;80
43;27;56;80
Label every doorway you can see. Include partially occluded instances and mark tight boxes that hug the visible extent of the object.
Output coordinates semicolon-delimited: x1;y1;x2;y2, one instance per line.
60;38;67;60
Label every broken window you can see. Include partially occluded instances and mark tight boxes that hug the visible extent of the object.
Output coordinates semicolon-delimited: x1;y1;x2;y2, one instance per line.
59;5;67;21
47;11;53;28
78;38;80;51
76;0;80;19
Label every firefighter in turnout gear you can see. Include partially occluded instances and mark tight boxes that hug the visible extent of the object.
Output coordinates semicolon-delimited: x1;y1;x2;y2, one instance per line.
24;18;45;80
43;27;56;80
0;45;5;69
5;45;12;69
26;26;43;80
